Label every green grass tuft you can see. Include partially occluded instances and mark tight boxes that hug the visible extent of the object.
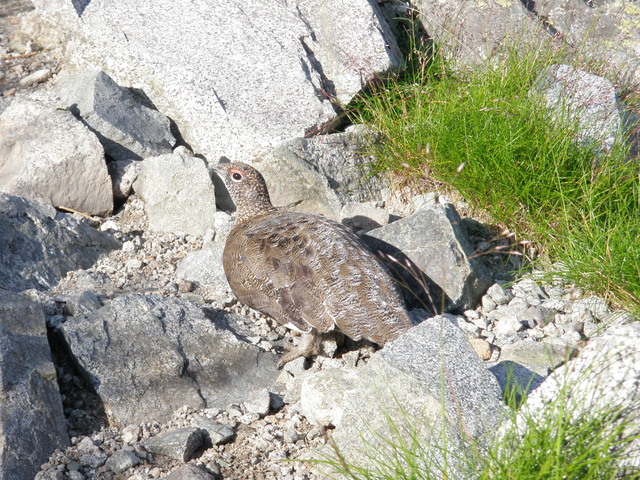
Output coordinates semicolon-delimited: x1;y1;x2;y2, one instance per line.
349;41;640;316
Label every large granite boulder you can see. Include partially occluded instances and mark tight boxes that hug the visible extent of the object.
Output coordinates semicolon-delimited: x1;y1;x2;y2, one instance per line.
0;291;69;480
59;294;280;426
0;194;120;292
31;0;402;159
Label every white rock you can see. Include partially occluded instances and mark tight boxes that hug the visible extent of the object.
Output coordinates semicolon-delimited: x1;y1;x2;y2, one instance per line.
0;99;113;215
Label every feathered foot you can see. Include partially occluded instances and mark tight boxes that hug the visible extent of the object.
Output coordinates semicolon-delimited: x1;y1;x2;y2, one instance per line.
278;331;321;367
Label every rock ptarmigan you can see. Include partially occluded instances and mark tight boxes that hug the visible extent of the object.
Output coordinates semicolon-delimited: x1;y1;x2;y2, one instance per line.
215;161;412;365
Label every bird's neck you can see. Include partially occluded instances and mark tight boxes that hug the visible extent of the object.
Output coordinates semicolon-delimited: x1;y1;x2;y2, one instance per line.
235;198;277;223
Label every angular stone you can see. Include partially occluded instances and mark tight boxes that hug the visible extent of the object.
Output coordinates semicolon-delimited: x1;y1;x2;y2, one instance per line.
60;294;280;426
191;417;235;445
340;201;390;232
0;291;69;480
142;428;205;462
175;243;229;297
56;70;175;161
364;204;493;312
133;152;217;235
105;450;141;474
497;338;569;376
299;315;503;477
486;283;513;306
0;194;121;292
167;464;217;480
0;98;113;215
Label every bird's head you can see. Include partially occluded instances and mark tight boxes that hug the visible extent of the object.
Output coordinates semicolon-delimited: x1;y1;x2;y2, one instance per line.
213;161;275;221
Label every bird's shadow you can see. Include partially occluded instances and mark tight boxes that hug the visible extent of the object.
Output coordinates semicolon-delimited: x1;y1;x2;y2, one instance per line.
361;235;450;317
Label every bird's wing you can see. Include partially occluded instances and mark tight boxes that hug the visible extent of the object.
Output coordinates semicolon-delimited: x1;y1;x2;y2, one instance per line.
224;212;412;343
223;213;337;333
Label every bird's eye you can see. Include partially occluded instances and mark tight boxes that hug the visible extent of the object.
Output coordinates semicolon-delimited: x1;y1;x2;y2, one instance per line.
230;170;244;182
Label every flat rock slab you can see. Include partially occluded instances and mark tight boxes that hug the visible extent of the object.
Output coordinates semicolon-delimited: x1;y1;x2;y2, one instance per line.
0;98;113;215
0;193;121;292
60;294;280;426
0;291;69;480
32;0;401;159
56;70;175;161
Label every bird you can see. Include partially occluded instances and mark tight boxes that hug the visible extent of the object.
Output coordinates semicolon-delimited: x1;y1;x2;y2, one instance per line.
214;161;413;365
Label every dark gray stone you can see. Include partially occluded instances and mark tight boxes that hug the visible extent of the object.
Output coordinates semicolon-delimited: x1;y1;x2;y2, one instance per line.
191;416;235;445
364;203;492;313
105;450;141;474
0;291;69;480
167;464;217;480
60;294;280;426
56;70;175;161
0;193;120;292
143;428;205;462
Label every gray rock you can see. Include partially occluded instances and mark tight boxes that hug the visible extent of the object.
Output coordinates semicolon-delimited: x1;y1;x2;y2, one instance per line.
105;450;141;474
412;0;539;67
243;388;272;418
56;70;175;161
60;294;280;426
251;150;342;220
133;152;217;235
532;64;620;152
489;360;545;402
300;315;503;477
0;291;69;480
32;0;401;160
190;417;235;445
0;194;121;292
279;129;388;204
497;338;570;377
530;1;640;88
59;290;103;317
486;283;513;306
364;204;492;312
142;428;205;462
492;307;526;336
167;464;217;480
79;453;107;468
0;98;113;215
175;244;229;297
508;323;640;472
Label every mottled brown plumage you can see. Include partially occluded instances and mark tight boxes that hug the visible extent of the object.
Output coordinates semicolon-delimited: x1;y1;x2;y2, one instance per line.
215;161;412;364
